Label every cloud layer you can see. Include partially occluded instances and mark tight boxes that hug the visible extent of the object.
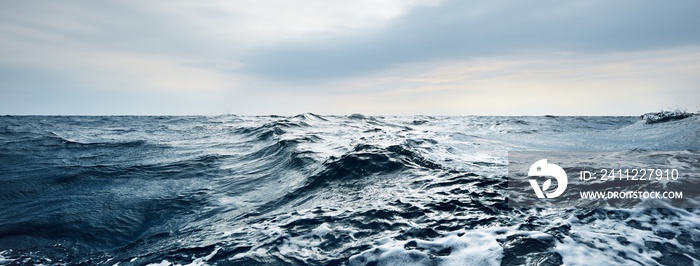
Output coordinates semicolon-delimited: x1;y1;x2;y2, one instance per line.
244;0;700;81
1;0;698;115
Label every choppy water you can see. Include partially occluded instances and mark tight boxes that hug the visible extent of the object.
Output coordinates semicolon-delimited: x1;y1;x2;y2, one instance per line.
0;114;698;265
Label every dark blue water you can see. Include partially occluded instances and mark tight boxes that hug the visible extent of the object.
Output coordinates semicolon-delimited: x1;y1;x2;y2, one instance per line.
0;114;698;265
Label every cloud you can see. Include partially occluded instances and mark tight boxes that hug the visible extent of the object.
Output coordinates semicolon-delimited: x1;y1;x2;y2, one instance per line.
242;0;700;82
0;36;239;92
0;0;439;91
144;0;441;42
0;0;698;115
299;46;700;115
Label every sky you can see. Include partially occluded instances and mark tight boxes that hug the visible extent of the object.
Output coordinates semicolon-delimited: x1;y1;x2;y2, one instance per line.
1;0;699;115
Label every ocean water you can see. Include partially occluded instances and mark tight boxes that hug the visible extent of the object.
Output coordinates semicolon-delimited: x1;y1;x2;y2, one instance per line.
0;114;698;265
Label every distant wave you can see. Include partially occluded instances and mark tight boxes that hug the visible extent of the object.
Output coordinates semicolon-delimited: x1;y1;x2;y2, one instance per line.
45;131;143;145
641;110;698;124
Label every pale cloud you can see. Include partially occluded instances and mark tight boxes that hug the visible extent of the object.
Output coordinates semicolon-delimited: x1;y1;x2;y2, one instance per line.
80;51;240;92
0;0;439;93
145;0;441;43
244;0;700;81
0;36;239;92
304;47;700;115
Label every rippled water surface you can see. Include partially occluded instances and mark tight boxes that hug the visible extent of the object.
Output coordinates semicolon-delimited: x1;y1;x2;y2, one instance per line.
0;114;698;265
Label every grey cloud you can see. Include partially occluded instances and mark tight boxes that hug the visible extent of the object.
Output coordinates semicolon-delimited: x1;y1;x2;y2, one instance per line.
0;1;226;60
242;0;700;81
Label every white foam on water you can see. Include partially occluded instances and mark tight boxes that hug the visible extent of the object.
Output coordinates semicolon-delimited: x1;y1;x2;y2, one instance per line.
145;260;172;266
278;223;332;258
554;227;659;265
277;222;361;262
426;232;503;266
348;205;700;265
144;247;220;266
349;230;504;266
0;250;13;264
558;208;700;265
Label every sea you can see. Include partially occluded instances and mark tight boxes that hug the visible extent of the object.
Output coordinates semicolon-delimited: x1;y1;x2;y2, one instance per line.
0;113;698;265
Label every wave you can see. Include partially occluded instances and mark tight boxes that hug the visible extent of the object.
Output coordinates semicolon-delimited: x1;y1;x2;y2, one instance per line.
0;114;698;265
233;119;311;141
293;113;329;121
641;110;698;124
47;132;147;148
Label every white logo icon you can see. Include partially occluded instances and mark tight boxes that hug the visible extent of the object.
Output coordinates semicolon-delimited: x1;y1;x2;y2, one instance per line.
528;159;567;198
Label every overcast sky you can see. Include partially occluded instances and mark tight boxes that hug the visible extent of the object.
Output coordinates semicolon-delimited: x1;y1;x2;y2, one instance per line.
1;0;699;115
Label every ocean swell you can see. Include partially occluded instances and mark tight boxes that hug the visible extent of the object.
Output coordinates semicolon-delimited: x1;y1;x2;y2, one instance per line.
0;114;698;265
